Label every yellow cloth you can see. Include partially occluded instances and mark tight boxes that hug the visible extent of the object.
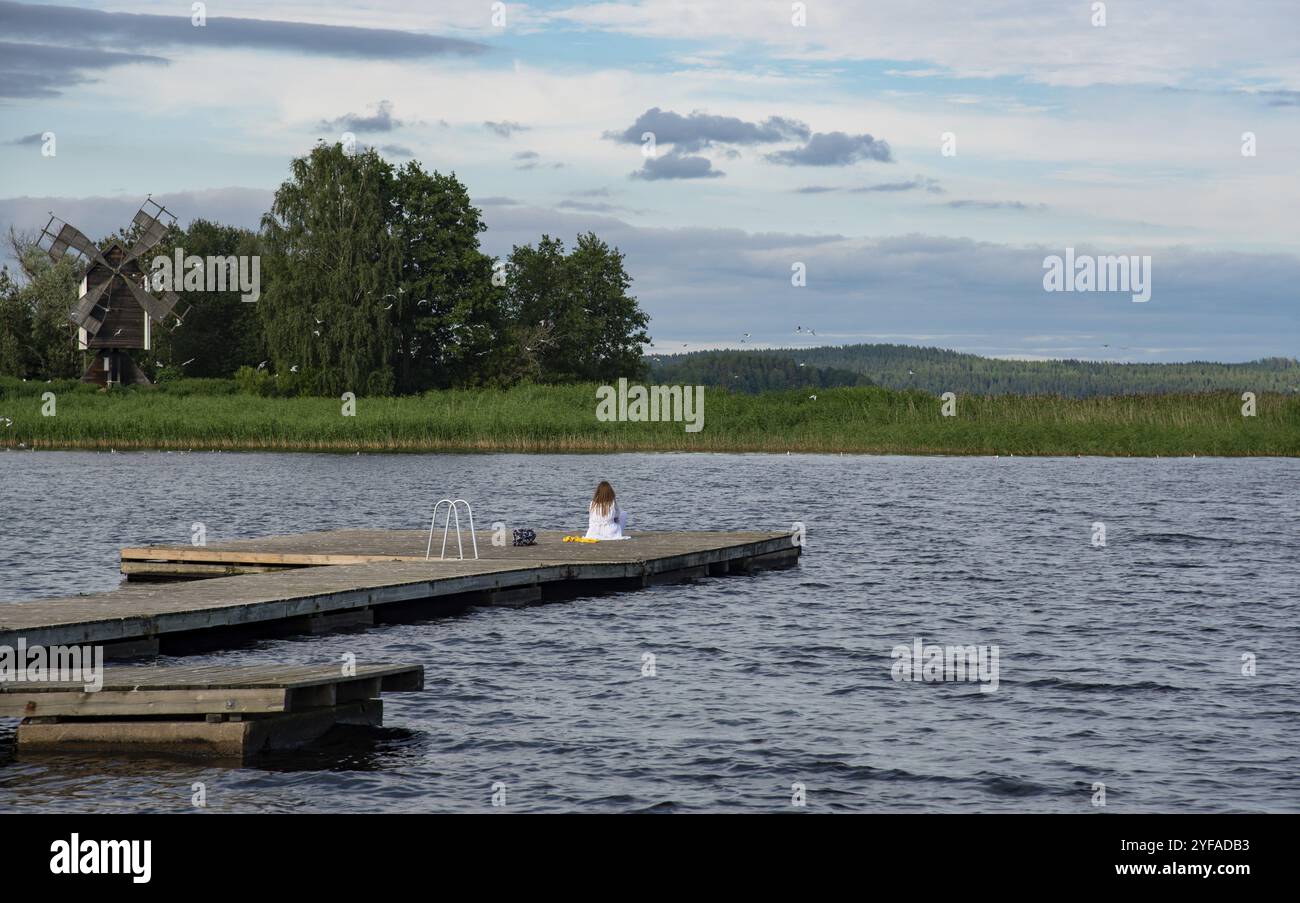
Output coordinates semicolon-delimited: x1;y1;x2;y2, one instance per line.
563;535;600;543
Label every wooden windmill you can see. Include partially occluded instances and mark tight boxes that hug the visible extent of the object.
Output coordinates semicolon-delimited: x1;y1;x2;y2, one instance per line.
37;199;187;386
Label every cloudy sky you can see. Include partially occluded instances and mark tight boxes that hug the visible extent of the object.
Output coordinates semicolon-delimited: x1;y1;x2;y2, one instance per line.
1;0;1297;361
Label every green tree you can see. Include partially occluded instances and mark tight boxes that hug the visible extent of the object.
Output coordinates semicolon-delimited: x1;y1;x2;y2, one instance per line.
502;236;568;382
2;235;83;380
150;219;265;379
0;267;32;377
567;233;650;380
505;233;650;382
391;162;504;391
260;143;399;396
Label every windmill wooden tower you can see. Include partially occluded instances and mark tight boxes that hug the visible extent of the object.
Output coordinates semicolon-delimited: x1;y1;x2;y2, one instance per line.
37;199;187;386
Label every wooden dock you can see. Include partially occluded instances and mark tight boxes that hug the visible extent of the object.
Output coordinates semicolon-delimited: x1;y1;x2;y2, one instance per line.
2;662;424;759
0;529;799;653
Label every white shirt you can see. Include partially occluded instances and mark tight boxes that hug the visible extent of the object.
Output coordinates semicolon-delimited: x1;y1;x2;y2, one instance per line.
586;502;629;540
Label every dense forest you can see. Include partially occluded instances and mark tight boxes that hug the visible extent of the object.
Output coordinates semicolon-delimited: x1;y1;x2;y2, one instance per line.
650;345;1300;397
645;350;872;393
0;143;650;395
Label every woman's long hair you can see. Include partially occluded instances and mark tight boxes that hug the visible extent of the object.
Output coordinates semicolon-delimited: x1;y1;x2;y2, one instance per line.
591;481;616;516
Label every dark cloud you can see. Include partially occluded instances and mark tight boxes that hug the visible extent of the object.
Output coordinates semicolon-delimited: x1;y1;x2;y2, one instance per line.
0;1;486;59
476;196;521;206
765;131;893;166
630;151;724;181
557;200;634;214
946;199;1045;210
606;107;809;152
852;177;942;193
1259;89;1300;107
514;150;564;171
484;120;528;138
379;144;414;158
320;101;402;134
7;131;44;145
0;1;485;98
797;177;942;194
0;39;166;98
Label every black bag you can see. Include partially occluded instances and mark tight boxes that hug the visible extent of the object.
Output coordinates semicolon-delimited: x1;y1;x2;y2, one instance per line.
512;528;537;546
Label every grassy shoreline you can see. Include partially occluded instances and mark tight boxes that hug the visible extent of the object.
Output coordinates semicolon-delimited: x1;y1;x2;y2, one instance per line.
0;382;1296;456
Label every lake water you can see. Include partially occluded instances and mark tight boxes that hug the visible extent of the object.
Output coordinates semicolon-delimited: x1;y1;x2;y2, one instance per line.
0;451;1297;813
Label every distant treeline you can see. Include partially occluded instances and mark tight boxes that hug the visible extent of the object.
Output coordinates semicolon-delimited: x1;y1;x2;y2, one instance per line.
646;350;872;393
0;143;650;395
649;344;1300;397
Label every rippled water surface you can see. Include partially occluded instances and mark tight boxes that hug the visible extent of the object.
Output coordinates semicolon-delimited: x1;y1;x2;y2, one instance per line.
0;451;1297;813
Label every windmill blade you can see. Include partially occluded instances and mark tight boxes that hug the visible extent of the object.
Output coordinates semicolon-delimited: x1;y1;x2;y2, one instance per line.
68;277;113;335
38;217;108;267
121;199;175;264
122;277;182;326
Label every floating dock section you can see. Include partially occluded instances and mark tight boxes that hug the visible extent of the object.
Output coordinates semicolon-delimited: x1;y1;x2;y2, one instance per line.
0;662;423;759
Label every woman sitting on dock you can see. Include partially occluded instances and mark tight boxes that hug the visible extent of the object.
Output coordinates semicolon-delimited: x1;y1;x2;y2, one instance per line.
586;481;629;540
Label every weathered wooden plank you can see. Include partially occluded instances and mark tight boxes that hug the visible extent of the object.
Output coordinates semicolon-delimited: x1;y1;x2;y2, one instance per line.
121;561;293;578
121;548;419;566
0;662;421;693
0;687;288;718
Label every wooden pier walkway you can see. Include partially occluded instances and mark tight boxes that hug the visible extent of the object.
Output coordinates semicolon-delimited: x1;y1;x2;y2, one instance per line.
0;529;799;653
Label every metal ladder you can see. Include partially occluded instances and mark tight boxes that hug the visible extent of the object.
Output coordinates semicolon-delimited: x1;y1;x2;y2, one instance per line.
426;499;479;561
